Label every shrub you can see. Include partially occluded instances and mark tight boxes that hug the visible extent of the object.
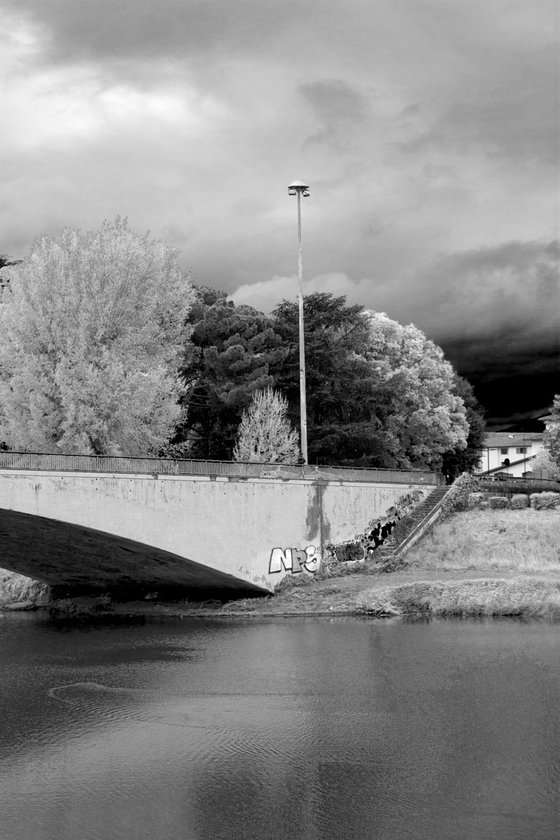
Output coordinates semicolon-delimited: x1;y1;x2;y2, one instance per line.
468;492;484;508
479;478;560;495
488;496;510;509
511;494;529;509
440;472;480;516
332;541;365;563
530;492;560;510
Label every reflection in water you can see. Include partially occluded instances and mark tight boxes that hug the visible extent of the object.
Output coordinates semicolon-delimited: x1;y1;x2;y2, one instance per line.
0;616;558;840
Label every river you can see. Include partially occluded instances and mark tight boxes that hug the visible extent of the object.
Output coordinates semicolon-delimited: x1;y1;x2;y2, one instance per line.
0;614;558;839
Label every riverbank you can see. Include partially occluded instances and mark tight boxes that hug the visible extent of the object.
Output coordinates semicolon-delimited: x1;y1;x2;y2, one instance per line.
2;509;559;619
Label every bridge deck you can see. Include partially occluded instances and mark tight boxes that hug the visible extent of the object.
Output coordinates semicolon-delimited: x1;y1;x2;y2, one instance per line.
0;451;440;485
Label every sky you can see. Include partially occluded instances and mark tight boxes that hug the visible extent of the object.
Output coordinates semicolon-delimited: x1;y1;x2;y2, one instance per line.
1;0;558;427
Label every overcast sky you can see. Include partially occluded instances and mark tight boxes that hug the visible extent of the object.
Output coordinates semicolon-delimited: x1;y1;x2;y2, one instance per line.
2;0;558;425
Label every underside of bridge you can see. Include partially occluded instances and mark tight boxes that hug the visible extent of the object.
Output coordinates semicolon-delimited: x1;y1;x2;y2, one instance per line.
0;510;268;600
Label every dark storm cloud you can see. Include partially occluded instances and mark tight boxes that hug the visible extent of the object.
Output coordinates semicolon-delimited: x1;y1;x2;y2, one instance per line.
416;240;560;423
417;240;559;343
404;45;558;165
443;336;558;427
5;0;296;63
300;79;369;150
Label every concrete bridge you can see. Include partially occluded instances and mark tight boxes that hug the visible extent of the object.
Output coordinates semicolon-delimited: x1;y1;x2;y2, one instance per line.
0;452;441;597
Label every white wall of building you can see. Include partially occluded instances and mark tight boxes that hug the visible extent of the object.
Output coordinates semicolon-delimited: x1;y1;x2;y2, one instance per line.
478;433;544;477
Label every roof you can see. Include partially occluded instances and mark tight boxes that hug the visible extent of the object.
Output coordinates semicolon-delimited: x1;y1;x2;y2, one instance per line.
482;454;535;474
482;432;543;449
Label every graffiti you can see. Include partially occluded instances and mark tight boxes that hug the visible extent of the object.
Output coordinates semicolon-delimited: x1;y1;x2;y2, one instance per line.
269;545;320;575
362;490;428;555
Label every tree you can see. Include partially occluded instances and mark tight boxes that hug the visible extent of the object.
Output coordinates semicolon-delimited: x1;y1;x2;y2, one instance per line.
0;254;21;292
543;394;560;468
271;293;393;466
233;387;300;463
0;218;194;455
363;312;469;469
441;374;486;480
271;293;469;469
170;289;287;459
531;447;560;480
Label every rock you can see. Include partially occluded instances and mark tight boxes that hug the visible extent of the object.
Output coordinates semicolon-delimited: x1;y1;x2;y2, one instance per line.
2;600;37;611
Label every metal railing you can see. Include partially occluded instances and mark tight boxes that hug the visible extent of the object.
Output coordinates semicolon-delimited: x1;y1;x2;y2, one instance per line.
0;450;441;485
392;487;451;560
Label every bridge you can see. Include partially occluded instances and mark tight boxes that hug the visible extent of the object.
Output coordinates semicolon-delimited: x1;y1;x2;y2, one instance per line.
0;452;441;597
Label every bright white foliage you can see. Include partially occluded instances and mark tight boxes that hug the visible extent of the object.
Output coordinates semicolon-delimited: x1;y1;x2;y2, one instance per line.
364;311;469;468
0;218;194;455
233;387;301;464
531;447;560;480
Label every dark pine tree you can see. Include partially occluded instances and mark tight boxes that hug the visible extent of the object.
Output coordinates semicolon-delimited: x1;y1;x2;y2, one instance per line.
271;293;395;467
170;286;287;459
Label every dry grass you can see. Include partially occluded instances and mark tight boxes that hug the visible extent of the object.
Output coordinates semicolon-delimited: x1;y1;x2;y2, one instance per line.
0;570;51;606
356;577;560;619
404;509;560;573
356;509;560;618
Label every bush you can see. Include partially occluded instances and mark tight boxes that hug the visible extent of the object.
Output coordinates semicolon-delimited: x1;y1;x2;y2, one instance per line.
468;492;485;508
511;494;529;509
479;478;560;495
441;473;480;515
530;492;560;510
488;496;510;509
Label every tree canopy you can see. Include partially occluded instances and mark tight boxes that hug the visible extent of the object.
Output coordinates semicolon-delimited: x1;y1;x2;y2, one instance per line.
270;294;469;469
170;288;287;459
363;311;469;469
441;374;486;480
0;254;21;291
0;233;481;473
0;218;194;455
271;293;392;466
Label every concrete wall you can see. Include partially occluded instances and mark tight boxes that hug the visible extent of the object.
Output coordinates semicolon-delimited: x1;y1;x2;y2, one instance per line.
0;470;436;593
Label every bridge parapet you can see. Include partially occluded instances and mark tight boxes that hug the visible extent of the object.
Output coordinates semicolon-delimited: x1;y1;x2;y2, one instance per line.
0;450;442;485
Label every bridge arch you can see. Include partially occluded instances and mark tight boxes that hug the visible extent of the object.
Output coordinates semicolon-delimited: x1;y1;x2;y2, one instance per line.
0;456;440;595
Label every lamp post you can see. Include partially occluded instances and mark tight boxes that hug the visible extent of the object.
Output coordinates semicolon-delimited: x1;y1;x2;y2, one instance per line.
288;181;310;465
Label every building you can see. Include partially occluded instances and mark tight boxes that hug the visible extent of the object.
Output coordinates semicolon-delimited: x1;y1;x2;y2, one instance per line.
477;432;544;478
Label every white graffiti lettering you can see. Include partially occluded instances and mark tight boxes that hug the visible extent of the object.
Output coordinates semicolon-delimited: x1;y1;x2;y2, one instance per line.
269;545;320;575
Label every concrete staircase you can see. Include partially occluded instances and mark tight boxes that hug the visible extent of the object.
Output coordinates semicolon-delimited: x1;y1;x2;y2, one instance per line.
374;485;451;569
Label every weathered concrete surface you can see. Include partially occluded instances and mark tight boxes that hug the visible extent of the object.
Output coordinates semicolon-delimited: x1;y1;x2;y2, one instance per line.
0;470;436;594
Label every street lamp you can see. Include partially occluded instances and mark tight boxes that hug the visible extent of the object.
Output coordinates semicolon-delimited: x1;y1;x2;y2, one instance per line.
288;181;310;465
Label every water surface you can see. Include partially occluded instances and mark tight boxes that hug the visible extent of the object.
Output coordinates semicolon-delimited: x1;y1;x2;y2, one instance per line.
0;615;558;839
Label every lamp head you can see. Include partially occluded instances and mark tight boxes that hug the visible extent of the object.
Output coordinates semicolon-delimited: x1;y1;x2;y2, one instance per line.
288;180;310;197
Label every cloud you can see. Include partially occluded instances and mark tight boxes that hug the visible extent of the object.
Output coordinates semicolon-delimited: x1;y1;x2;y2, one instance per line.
300;79;369;151
232;272;355;312
1;0;557;423
405;45;558;166
3;0;298;65
413;240;560;344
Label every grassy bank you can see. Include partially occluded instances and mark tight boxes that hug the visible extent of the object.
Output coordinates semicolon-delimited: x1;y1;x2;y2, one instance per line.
349;508;559;619
355;577;560;619
403;509;560;574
